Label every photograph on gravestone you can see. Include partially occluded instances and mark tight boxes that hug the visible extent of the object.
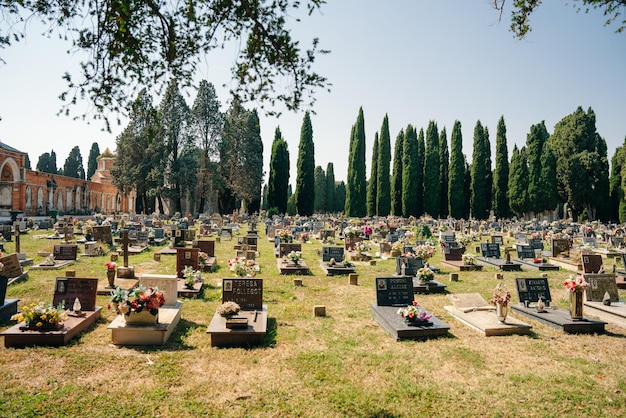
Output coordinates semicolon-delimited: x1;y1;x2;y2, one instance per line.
222;278;263;310
515;278;552;304
52;277;99;311
375;277;414;306
396;257;423;276
322;247;345;262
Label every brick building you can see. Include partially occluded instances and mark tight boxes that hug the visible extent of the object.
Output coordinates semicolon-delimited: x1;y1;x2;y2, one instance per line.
0;142;135;217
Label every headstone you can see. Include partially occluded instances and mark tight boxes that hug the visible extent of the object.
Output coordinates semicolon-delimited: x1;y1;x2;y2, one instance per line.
173;229;187;247
322;247;345;263
529;238;544;250
387;233;399;243
375;277;414;306
515;277;552;305
610;236;624;247
491;235;504;245
153;228;165;240
480;243;501;258
222;278;263;310
516;245;537;260
551;239;570;257
582;236;598;248
0;253;23;281
52;277;98;311
582;254;604;274
396;257;424;276
176;248;199;278
92;225;113;245
0;225;12;241
138;274;178;306
440;233;456;243
53;244;78;261
243;236;258;247
278;243;302;258
136;231;150;246
585;275;619;301
514;233;528;243
193;239;215;256
442;242;464;261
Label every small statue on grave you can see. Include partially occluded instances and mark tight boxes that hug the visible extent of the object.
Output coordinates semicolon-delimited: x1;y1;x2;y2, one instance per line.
603;291;612;306
41;253;56;266
536;297;546;313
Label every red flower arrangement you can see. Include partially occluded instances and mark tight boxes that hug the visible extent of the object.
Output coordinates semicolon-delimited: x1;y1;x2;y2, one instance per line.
104;261;117;270
119;285;165;316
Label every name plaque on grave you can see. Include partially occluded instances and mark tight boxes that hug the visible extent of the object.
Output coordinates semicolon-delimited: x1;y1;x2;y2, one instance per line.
322;247;345;262
529;238;543;250
551;239;569;257
516;245;537;260
582;254;603;274
0;253;23;279
585;274;619;301
53;277;98;311
173;229;187;247
92;225;113;245
515;277;552;304
491;235;504;245
222;278;263;310
480;243;501;258
53;244;78;261
375;277;414;306
279;243;302;257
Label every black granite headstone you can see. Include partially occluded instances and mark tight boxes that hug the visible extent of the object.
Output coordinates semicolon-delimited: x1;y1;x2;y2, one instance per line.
322;247;345;263
222;278;263;310
52;277;98;311
375;277;414;306
515;277;552;304
480;243;501;258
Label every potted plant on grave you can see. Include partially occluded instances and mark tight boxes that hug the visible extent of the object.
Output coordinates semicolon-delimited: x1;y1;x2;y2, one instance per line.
490;279;511;323
198;251;210;271
564;275;590;320
11;301;67;331
414;244;436;263
390;241;404;257
353;241;370;255
227;257;257;277
416;267;435;284
277;229;292;242
104;261;117;288
118;285;165;325
397;300;432;326
108;286;128;314
286;250;302;265
462;253;476;265
216;301;241;319
182;266;200;289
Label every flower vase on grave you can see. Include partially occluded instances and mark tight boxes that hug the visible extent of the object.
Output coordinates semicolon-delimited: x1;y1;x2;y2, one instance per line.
125;310;158;325
569;289;584;320
106;269;116;288
495;302;508;323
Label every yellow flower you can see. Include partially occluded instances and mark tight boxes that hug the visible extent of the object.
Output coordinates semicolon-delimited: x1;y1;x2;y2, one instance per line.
36;322;43;327
41;314;47;321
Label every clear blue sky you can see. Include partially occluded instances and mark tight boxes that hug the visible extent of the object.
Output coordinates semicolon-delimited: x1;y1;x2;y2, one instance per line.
0;1;624;185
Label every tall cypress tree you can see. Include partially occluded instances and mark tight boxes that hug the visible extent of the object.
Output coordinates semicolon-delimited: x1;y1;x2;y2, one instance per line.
402;125;418;217
86;142;100;180
294;111;315;216
367;132;379;216
345;107;367;217
335;181;346;214
416;128;425;216
537;142;558;214
325;163;336;213
526;121;549;214
448;120;465;219
492;116;510;219
484;126;493;217
376;114;392;216
439;127;449;219
267;127;290;214
508;145;530;217
391;129;404;216
609;138;626;222
423;121;440;217
470;120;489;219
314;165;326;212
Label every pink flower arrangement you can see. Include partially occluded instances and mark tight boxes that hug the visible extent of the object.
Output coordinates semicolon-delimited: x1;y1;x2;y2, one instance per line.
363;225;373;236
397;301;432;323
564;275;590;292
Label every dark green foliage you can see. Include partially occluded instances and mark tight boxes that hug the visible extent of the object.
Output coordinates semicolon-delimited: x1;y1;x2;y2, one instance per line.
548;106;610;220
470;120;490;220
2;1;329;129
448;120;465;219
367;133;379;216
261;184;268;211
345;107;367;217
423;121;440;217
402;125;419;217
439;127;449;219
24;154;31;170
416;128;425;216
86;143;100;180
63;146;85;179
609;137;626;222
391;129;404;216
36;150;58;174
492;116;510;219
267;127;290;214
484;126;493;216
295;111;315;216
508;145;529;217
526;121;550;213
325;163;336;213
377;114;392;216
287;194;297;216
335;180;347;214
314;166;326;212
464;160;471;218
537;142;558;213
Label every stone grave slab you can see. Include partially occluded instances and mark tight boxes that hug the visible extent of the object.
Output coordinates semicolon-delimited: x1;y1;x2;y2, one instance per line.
177;277;204;298
192;239;216;272
412;278;447;294
176;248;199;278
277;258;309;275
515;277;552;306
138;274;179;306
320;246;355;276
444;293;532;336
371;276;449;340
511;304;606;334
29;245;77;270
1;253;28;285
583;300;626;329
515;244;559;271
93;225;113;245
2;277;102;347
206;305;268;347
477;243;522;271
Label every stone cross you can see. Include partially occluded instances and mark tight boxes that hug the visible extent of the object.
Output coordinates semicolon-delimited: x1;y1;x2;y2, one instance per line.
64;225;72;243
14;224;20;254
117;230;136;268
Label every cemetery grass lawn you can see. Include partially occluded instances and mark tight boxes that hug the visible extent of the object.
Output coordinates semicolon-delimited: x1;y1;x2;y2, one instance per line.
0;228;624;417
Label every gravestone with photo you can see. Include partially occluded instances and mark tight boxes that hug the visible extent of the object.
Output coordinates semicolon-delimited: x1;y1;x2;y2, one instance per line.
320;246;355;276
583;273;626;328
370;276;449;340
514;244;559;271
93;225;113;245
207;277;268;347
2;277;102;347
477;243;522;271
193;239;216;272
512;277;607;334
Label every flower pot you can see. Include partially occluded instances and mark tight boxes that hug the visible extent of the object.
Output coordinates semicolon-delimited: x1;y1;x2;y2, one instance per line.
21;322;63;332
569;289;584;320
124;310;158;325
495;302;508;323
106;269;116;288
390;250;401;257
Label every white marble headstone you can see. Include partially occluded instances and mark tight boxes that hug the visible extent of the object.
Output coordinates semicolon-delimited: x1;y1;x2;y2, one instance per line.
138;274;178;306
